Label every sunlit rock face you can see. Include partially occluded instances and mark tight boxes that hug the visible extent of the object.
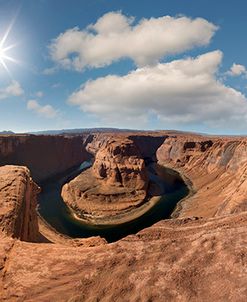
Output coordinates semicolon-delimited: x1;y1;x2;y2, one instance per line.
62;136;150;223
93;137;148;189
157;133;247;217
0;165;39;242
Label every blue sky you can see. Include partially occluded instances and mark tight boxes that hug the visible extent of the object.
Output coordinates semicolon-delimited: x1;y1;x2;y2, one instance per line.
1;0;247;134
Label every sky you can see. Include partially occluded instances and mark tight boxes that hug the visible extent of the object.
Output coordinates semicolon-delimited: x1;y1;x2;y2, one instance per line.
1;0;247;134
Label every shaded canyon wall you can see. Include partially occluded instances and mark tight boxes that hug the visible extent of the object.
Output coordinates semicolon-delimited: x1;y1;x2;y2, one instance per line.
0;135;92;182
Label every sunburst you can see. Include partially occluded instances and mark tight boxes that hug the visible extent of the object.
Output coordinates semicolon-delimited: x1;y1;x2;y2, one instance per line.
0;21;20;75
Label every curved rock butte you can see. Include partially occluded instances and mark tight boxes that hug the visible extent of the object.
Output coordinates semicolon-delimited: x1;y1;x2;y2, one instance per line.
0;130;246;301
61;136;150;224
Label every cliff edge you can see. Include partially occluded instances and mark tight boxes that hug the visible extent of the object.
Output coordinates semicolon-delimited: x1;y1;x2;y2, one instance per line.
0;165;39;242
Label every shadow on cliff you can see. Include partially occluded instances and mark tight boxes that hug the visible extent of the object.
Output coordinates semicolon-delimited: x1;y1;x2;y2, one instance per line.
129;135;168;163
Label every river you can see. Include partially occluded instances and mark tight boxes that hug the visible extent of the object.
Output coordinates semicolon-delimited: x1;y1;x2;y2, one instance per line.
37;161;189;242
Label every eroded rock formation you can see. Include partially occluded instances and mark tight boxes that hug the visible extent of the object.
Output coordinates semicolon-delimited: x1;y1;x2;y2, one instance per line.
0;165;39;242
62;136;149;223
0;131;247;301
157;134;247;217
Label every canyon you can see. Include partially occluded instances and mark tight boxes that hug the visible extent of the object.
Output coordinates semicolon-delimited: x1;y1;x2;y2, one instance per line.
0;131;246;301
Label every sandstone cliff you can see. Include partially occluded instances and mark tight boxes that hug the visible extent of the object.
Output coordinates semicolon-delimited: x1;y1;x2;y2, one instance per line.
62;136;149;223
93;137;147;189
0;135;91;182
157;134;247;217
0;165;39;242
1;208;246;301
129;134;166;160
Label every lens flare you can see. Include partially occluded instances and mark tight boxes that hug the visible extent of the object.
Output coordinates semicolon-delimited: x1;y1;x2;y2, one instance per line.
0;20;20;75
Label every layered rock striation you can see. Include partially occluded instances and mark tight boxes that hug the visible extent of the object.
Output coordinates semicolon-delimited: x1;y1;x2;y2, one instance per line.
62;131;247;223
0;134;92;182
62;136;150;223
157;134;247;218
0;165;39;242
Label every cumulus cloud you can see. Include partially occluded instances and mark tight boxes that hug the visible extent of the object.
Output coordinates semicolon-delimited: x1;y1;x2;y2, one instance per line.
0;80;24;100
49;12;218;71
27;100;58;118
67;50;247;130
227;63;247;76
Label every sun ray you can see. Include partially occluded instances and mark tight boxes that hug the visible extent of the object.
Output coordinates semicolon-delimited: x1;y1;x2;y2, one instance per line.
2;55;21;65
0;20;14;49
0;57;10;75
2;43;18;52
0;17;20;75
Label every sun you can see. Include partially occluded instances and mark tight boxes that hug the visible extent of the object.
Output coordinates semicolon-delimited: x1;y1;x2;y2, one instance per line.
0;22;19;75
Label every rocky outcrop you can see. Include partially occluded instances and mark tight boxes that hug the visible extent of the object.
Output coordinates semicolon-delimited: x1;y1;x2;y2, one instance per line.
0;134;92;182
0;165;39;242
62;137;149;223
93;137;147;189
157;134;247;218
0;211;247;301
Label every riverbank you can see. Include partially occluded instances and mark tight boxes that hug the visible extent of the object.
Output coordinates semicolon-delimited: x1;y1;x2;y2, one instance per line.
66;163;191;225
37;214;107;246
68;195;162;225
161;162;197;219
38;162;190;242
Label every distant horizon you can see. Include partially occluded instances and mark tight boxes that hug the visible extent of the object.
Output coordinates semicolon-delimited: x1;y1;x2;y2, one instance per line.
2;126;247;138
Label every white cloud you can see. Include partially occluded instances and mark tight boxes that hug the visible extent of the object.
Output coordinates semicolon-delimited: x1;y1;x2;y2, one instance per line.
43;67;57;75
27;100;58;118
49;12;218;71
36;91;43;98
67;50;247;130
227;63;247;76
0;80;24;100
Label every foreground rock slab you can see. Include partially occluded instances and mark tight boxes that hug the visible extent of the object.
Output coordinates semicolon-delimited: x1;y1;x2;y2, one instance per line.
1;213;247;301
